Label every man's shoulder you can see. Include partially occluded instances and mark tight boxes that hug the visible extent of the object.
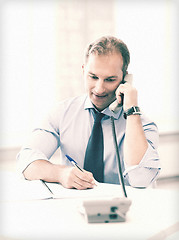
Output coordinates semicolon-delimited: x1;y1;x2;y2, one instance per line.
52;95;87;113
61;94;87;107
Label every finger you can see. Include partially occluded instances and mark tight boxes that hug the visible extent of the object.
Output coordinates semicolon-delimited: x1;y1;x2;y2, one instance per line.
82;170;95;183
115;86;124;102
72;175;95;189
115;94;123;105
83;170;98;185
72;168;95;189
75;168;95;184
116;82;129;96
73;179;94;190
72;181;86;190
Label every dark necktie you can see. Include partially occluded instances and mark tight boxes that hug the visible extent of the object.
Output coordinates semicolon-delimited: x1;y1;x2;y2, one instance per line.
84;111;104;182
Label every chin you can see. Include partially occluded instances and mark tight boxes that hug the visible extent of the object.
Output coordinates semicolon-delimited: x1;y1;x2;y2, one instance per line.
94;102;110;111
90;95;114;111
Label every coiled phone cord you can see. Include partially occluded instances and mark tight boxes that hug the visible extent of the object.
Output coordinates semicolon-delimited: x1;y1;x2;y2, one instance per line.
110;116;127;198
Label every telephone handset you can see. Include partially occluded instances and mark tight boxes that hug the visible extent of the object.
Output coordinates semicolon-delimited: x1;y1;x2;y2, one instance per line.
109;74;133;114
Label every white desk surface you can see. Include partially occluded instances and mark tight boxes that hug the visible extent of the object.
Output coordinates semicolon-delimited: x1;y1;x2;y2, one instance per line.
1;171;179;240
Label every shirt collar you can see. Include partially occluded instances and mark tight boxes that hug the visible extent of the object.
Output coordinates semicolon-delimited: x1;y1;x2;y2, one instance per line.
84;95;123;120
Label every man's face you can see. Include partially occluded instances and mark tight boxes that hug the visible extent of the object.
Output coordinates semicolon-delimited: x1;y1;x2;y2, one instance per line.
83;53;124;111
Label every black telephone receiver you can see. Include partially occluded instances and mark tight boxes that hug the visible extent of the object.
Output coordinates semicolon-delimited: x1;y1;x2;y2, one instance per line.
109;74;133;113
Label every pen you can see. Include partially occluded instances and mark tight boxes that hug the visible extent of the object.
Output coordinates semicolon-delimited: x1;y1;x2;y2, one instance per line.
65;155;83;172
65;155;97;186
41;180;54;195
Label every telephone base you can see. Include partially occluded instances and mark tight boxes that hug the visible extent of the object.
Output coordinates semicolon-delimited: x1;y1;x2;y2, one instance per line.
82;197;132;223
85;213;125;223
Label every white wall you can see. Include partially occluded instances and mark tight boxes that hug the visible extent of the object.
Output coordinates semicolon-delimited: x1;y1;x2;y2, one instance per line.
114;0;178;134
1;0;178;149
158;133;179;178
1;0;116;148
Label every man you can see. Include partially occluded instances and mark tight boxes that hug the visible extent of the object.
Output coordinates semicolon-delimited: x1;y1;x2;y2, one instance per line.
17;36;160;189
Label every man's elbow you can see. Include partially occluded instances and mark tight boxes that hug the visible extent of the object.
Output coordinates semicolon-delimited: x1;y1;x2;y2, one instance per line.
127;168;160;188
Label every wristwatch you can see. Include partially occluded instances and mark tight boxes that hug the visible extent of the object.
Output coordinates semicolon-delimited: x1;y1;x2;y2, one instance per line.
123;106;141;119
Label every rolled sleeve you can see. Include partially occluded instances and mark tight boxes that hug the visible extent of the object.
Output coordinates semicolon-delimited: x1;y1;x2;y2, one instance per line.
16;148;49;178
16;128;60;177
123;117;161;188
124;142;161;188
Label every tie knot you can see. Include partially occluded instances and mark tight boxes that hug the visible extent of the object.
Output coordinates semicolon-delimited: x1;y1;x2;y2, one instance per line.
94;112;104;123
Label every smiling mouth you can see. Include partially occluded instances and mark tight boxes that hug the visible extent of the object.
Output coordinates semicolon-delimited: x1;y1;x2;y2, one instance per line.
93;93;108;98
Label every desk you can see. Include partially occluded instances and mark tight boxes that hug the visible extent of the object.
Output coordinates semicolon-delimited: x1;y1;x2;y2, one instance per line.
1;172;179;240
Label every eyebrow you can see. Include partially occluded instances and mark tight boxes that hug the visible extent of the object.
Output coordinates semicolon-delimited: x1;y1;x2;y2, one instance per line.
89;72;118;79
105;76;118;79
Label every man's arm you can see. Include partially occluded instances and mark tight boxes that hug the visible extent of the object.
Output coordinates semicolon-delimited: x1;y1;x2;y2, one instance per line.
17;129;95;190
23;159;95;190
116;82;148;166
116;82;160;187
124;115;148;166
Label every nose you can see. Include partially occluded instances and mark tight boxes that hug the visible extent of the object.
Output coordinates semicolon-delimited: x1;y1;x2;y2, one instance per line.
94;79;105;95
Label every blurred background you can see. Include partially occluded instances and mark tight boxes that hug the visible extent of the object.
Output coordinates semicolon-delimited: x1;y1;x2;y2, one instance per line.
0;0;178;188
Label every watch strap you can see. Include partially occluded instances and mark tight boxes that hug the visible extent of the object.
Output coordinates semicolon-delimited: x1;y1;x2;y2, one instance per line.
123;106;141;119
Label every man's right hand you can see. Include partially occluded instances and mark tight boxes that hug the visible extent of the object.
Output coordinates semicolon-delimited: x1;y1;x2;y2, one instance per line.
59;166;96;190
23;159;96;190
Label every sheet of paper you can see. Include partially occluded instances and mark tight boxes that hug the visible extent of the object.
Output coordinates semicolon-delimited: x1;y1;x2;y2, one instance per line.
0;171;126;201
1;171;52;201
45;181;124;199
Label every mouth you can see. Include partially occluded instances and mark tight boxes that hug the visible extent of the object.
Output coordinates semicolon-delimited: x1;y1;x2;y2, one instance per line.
91;92;114;111
92;92;108;99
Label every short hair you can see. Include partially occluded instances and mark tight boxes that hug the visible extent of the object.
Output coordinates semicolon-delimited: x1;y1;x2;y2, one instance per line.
85;36;130;74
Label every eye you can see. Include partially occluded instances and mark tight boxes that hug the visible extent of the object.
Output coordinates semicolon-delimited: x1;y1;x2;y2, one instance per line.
105;78;117;82
89;74;98;80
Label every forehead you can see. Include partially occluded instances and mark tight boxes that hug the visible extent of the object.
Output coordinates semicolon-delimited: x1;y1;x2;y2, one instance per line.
85;53;123;75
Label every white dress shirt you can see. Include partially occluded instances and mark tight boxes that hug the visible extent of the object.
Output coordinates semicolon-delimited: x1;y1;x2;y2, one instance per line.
17;94;160;188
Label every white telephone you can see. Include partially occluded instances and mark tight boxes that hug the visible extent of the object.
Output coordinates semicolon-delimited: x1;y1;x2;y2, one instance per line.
109;74;133;113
